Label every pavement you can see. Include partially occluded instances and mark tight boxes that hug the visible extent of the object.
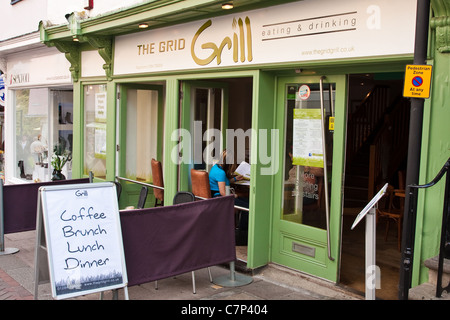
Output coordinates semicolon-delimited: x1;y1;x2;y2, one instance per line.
0;230;362;304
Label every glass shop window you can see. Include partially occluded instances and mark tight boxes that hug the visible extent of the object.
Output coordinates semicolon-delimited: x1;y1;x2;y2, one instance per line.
14;88;73;182
125;88;160;182
84;84;107;179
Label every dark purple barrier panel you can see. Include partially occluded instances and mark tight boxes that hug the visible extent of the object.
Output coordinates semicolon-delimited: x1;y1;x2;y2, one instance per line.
3;178;90;234
120;195;236;286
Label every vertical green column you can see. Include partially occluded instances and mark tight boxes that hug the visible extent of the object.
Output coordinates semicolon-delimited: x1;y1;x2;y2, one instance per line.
157;86;165;162
246;71;276;269
329;75;347;272
72;81;82;179
163;78;179;206
106;81;117;181
178;81;191;192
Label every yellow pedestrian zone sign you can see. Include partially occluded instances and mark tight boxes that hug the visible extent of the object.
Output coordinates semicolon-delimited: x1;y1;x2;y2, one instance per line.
403;64;432;98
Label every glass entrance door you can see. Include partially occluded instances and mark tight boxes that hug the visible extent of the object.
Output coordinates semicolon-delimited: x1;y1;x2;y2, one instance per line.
116;84;164;207
192;86;225;171
178;81;228;191
272;75;346;282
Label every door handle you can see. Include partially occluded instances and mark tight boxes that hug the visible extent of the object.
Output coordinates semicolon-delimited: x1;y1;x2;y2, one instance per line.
319;76;334;262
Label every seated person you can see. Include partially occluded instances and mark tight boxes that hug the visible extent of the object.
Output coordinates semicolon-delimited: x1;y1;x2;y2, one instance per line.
209;150;249;244
210;156;238;196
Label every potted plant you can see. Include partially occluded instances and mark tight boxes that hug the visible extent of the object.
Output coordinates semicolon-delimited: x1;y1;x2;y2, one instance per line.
51;144;72;181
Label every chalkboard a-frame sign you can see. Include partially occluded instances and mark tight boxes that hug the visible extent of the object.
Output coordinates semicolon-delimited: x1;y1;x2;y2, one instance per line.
35;182;128;300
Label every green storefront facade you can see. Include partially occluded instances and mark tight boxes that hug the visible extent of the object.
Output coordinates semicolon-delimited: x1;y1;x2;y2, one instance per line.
39;0;450;292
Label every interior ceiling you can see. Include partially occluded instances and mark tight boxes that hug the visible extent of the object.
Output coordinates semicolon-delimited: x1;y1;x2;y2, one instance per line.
82;0;300;38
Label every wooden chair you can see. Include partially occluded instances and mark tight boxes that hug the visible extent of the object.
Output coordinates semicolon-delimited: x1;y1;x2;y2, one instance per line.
190;169;211;199
376;184;404;251
136;186;148;209
114;181;122;200
173;191;195;204
151;158;164;206
394;170;406;209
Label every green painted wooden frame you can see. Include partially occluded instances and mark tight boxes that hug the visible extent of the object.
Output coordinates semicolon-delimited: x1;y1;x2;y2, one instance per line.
270;74;347;282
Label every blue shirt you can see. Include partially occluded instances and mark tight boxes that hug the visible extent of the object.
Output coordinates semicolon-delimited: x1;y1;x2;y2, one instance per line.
209;164;230;197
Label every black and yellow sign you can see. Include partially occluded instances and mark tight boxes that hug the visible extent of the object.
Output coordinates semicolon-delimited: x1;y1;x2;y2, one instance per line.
329;116;335;131
403;64;432;98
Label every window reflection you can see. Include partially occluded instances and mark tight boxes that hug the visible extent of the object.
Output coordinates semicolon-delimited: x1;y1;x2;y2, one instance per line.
282;83;334;230
125;89;159;181
14;88;73;182
84;84;107;179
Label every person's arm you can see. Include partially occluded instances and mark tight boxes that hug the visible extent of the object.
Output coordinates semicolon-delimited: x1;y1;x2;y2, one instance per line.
218;181;227;196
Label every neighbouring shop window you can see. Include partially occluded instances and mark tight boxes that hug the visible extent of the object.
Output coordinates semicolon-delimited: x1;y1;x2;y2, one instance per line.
125;89;159;181
84;84;107;179
14;88;73;182
52;90;73;180
15;89;45;180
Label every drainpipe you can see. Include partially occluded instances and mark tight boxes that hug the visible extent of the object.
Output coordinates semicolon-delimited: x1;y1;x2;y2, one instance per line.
398;0;431;300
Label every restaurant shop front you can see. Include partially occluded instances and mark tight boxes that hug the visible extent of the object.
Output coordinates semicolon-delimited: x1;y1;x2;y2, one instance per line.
40;0;450;291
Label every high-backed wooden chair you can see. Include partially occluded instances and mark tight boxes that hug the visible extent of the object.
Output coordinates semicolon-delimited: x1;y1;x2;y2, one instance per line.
114;181;122;200
190;169;211;199
376;184;404;251
395;170;406;210
136;186;148;209
173;191;195;204
151;158;164;206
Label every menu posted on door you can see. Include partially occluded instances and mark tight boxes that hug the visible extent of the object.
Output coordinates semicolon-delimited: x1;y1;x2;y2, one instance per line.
292;108;324;168
38;182;127;299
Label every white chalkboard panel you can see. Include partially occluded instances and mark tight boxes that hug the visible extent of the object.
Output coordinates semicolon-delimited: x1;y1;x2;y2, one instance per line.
38;182;128;299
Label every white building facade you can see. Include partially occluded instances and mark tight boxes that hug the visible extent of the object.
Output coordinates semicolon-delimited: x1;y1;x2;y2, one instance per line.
0;0;147;184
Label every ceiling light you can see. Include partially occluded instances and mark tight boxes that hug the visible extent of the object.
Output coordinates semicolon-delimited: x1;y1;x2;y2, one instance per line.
139;23;149;29
222;2;233;9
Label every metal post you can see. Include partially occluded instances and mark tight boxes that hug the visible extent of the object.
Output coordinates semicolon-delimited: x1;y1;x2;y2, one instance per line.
213;261;253;287
398;0;430;300
319;76;334;262
400;186;418;299
351;184;388;299
365;207;377;300
0;179;19;256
